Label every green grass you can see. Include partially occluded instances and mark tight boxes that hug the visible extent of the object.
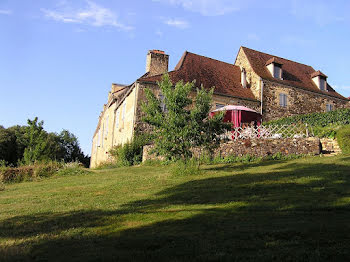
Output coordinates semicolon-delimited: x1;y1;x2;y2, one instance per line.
1;156;350;261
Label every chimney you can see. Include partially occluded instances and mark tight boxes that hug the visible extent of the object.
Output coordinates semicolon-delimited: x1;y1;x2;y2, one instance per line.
311;70;327;91
146;50;169;76
240;67;247;88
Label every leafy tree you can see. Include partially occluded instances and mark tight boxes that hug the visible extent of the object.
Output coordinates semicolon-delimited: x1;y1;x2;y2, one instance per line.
22;117;51;164
0;118;90;167
142;74;230;162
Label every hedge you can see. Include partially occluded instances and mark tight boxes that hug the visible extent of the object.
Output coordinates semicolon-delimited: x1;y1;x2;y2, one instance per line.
336;125;350;154
267;109;350;127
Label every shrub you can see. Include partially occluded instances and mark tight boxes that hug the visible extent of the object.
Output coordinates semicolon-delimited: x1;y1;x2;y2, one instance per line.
171;159;201;176
56;162;89;176
267;109;350;127
0;161;86;184
109;134;153;167
336;125;350;154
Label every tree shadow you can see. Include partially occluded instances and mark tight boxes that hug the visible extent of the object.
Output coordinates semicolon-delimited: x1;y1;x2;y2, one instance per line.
1;162;350;261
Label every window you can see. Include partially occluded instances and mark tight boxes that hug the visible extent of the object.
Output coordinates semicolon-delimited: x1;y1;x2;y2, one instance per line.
101;123;104;147
159;93;167;112
122;101;126;121
279;93;287;107
319;78;326;91
274;66;282;79
105;115;109;138
115;110;120;129
97;129;100;147
326;104;333;112
216;103;225;109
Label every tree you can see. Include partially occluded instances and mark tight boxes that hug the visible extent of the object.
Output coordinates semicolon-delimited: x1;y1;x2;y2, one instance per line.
22;117;51;164
0;118;90;167
142;74;230;162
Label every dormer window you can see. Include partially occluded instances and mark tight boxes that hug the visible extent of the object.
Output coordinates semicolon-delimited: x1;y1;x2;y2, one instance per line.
311;70;327;91
266;57;283;80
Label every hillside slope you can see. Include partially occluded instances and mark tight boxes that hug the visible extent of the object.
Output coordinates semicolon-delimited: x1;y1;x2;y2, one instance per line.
1;156;350;261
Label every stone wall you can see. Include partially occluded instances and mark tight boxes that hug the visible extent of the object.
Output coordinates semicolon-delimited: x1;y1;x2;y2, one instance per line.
262;80;350;122
215;137;320;158
320;138;341;154
143;137;321;161
235;47;262;101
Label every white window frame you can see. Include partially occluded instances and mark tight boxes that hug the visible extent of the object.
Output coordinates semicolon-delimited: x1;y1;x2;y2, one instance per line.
122;101;126;121
105;115;109;138
279;93;287;107
98;128;101;147
115;109;120;129
326;104;333;112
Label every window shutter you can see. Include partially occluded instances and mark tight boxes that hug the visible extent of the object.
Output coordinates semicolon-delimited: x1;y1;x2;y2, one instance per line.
279;94;283;106
284;94;287;107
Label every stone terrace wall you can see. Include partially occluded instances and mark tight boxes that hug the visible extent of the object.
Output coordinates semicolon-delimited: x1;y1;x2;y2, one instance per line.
215;137;320;158
143;137;321;161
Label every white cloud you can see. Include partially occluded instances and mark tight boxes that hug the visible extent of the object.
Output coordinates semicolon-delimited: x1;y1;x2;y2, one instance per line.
0;9;12;15
153;0;242;16
164;18;189;29
41;1;133;31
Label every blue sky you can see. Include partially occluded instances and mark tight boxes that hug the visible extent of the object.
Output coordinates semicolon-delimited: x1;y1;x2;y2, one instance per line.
1;0;350;155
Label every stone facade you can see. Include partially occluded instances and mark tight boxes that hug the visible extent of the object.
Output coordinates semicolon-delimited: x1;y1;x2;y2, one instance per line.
262;80;349;121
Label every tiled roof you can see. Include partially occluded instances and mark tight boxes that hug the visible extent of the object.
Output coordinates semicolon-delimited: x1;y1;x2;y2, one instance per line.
265;57;283;66
241;46;347;100
139;51;257;101
311;70;327;78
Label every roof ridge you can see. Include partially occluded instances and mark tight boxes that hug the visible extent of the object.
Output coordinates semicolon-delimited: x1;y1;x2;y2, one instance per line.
185;51;237;67
241;46;315;70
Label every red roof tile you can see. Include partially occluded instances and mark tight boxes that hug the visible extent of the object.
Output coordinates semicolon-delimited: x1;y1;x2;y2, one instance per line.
241;46;347;100
265;57;283;66
139;51;257;101
311;70;327;78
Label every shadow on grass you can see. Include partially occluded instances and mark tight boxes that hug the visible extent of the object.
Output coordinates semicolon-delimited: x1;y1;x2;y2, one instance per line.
1;161;350;261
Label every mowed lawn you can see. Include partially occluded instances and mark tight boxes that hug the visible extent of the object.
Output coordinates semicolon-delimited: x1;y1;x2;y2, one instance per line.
1;156;350;261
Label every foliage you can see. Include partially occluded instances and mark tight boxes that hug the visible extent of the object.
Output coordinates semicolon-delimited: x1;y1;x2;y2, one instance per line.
170;158;201;176
141;74;230;162
0;118;90;167
0;161;63;184
22;118;51;165
336;125;350;154
266;109;350;138
56;162;90;176
267;108;350;127
0;161;89;184
109;133;153;167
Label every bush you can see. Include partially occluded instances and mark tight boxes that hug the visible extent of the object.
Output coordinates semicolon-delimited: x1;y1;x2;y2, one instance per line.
109;134;153;167
267;109;350;127
0;161;86;184
56;162;89;176
170;159;201;176
336;125;350;154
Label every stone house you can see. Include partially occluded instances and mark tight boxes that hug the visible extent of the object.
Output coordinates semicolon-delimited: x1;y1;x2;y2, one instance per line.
90;47;349;167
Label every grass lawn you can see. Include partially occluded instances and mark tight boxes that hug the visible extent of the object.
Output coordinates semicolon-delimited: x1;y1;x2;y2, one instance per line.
1;155;350;261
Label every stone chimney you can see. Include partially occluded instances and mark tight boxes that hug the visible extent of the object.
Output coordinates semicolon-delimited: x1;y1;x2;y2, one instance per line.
145;50;169;76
